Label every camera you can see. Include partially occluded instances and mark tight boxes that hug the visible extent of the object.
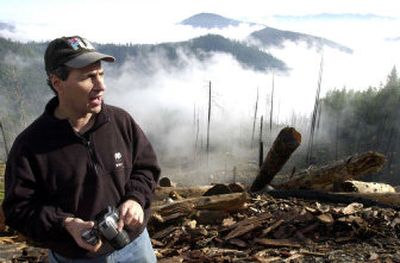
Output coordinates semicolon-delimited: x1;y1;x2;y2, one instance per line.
81;206;130;250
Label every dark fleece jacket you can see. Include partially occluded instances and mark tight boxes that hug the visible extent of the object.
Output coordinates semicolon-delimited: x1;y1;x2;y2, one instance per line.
2;97;161;258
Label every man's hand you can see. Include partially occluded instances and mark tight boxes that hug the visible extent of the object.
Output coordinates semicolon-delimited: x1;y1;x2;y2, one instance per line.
117;199;144;231
64;217;102;252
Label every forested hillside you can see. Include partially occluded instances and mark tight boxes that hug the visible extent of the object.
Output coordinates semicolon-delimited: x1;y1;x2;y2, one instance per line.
0;38;51;158
312;67;400;184
249;26;353;53
97;34;287;72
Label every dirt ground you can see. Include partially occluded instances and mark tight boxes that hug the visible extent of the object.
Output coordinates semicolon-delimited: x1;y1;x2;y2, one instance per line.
2;192;400;263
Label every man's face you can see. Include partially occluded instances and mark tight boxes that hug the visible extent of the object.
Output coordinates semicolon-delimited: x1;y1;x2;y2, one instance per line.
58;62;106;116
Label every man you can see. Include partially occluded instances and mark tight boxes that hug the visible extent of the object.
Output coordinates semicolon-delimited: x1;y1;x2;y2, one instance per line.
2;36;161;262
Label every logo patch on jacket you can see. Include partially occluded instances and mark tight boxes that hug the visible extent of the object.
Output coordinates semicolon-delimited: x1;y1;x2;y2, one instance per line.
114;152;124;168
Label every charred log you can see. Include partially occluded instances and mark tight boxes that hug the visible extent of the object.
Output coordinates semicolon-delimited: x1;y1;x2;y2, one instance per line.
273;151;386;190
264;189;400;210
251;127;302;192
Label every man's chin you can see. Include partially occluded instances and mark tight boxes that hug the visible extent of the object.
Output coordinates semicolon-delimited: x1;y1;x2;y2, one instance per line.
89;105;102;114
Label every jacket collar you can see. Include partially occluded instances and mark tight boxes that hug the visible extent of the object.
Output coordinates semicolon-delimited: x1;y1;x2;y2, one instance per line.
44;96;110;133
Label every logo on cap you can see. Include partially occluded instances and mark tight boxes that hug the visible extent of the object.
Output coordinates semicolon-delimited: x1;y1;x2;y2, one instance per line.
67;37;95;51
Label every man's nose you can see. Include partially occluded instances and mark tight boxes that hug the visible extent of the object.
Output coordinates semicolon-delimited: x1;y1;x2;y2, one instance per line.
94;76;106;91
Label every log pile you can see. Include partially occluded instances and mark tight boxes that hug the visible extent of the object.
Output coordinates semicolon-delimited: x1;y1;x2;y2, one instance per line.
149;192;400;262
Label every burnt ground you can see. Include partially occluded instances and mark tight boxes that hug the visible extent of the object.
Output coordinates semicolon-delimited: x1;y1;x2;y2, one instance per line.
1;193;400;262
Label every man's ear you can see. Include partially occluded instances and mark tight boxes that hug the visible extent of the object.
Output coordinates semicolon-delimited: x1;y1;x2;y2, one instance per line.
50;74;63;94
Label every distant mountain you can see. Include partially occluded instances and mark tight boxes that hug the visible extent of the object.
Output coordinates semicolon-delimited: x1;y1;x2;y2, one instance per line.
179;13;256;29
180;13;352;53
0;22;15;32
0;22;16;38
249;26;353;53
274;13;394;21
185;34;286;71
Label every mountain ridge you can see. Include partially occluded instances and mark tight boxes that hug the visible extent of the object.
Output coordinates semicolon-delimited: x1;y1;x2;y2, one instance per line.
274;13;395;21
179;12;259;28
249;26;353;53
97;34;287;73
180;13;353;53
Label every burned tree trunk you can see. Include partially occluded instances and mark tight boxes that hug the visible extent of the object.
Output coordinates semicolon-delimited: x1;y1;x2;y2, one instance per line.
0;121;9;158
0;206;5;232
152;192;250;223
250;127;302;192
274;151;386;190
154;183;246;203
266;189;400;209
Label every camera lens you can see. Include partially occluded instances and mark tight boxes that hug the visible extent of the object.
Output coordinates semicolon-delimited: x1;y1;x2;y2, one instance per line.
110;230;130;250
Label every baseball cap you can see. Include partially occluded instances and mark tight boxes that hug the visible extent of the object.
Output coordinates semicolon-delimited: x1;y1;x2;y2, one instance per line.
44;36;115;74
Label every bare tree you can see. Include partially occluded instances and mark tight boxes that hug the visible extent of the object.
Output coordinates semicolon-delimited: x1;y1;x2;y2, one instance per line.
269;73;275;132
0;120;9;158
11;67;27;128
259;115;264;168
306;53;324;164
251;87;259;147
206;81;212;163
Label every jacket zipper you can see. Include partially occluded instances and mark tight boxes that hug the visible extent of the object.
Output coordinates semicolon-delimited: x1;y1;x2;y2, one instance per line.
80;135;100;176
